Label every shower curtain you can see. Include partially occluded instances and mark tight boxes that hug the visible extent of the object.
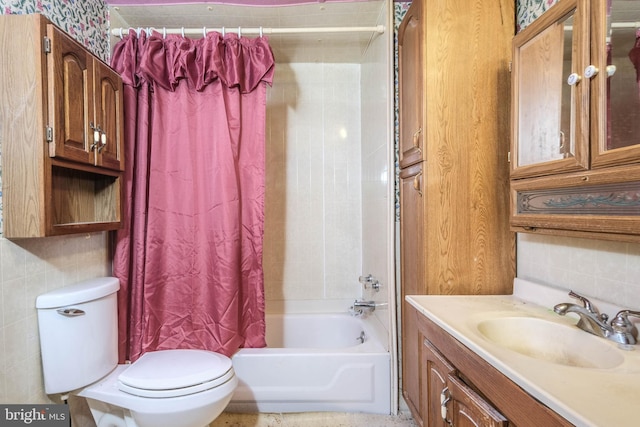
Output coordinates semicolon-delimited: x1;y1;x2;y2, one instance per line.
111;30;275;362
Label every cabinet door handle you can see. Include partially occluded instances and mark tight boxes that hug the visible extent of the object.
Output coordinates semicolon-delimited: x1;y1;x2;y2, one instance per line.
89;122;100;151
440;386;452;425
412;127;422;151
98;131;107;153
584;65;598;79
413;172;423;197
567;72;581;86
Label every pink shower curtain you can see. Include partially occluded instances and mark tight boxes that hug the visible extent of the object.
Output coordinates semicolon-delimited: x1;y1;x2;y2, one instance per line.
111;30;274;362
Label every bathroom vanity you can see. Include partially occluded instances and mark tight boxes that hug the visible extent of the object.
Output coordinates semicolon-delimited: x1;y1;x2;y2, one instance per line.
407;279;640;427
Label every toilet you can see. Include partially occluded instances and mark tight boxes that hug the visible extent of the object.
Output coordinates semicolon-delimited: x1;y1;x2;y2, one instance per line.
36;277;237;427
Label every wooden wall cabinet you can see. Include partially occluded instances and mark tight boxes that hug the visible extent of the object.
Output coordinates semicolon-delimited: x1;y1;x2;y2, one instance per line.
0;14;124;238
510;0;640;241
397;1;516;423
415;306;573;427
47;24;124;171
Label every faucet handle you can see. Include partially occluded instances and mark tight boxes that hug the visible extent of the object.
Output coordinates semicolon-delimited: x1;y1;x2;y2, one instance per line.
568;290;600;315
610;310;640;345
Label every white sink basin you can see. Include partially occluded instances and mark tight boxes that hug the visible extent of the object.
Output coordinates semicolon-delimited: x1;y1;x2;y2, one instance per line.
476;317;624;369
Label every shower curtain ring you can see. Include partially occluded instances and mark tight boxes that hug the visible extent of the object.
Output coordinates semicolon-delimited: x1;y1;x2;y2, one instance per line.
238;26;241;37
181;27;185;37
259;26;263;37
222;27;226;36
163;27;166;39
203;26;207;37
119;28;123;38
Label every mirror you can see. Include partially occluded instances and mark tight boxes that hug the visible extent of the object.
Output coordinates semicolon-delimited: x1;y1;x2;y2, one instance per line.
607;0;640;151
516;11;576;167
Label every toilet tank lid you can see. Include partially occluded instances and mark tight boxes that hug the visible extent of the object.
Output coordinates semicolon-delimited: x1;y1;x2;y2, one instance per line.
36;277;120;309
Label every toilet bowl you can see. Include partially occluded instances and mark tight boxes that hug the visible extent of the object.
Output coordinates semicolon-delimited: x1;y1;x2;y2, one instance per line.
36;277;237;427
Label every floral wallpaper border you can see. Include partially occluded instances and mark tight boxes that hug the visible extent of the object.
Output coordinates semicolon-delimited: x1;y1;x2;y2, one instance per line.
0;0;109;60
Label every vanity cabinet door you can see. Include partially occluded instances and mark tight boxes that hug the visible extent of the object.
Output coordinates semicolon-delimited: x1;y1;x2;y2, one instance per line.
422;337;508;427
446;375;508;427
421;339;454;427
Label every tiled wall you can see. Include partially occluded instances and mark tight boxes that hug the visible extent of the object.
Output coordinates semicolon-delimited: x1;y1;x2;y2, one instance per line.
0;0;112;411
263;62;363;310
0;233;111;404
362;2;393;330
518;234;640;308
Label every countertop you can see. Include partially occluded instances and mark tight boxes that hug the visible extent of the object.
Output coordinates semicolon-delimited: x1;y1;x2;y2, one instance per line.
406;278;640;427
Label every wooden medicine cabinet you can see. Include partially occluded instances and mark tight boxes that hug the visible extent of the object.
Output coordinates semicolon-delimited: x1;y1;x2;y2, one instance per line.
510;0;640;241
0;14;124;238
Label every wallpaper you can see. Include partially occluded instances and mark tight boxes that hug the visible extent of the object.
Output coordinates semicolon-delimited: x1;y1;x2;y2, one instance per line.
517;0;558;31
394;2;410;222
0;0;109;59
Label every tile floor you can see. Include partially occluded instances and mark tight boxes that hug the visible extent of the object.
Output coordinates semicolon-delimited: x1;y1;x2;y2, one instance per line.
210;411;418;427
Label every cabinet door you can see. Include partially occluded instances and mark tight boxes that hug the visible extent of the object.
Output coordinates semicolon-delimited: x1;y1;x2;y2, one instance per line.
447;375;508;427
398;0;424;169
94;61;125;171
400;163;425;424
511;0;589;178
590;0;640;168
399;162;425;297
422;339;454;427
47;24;94;165
403;304;422;425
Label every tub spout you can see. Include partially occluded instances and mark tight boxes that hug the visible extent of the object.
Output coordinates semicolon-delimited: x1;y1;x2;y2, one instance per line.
349;300;387;317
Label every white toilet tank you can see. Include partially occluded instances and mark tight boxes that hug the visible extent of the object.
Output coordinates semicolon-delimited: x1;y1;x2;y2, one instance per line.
36;277;120;394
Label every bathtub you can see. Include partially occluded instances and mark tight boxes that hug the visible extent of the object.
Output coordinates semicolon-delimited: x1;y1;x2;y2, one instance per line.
227;312;391;414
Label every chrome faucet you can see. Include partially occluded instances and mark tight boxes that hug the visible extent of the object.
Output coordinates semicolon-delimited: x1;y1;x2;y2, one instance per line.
349;300;387;317
554;291;640;345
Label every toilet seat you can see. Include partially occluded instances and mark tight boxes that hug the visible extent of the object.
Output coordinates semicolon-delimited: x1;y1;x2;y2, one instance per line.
118;349;234;398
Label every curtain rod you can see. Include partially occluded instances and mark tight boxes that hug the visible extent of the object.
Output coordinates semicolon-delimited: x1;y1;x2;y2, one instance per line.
111;25;386;38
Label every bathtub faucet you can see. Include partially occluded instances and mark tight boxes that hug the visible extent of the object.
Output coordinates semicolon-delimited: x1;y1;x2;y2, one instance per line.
350;300;387;317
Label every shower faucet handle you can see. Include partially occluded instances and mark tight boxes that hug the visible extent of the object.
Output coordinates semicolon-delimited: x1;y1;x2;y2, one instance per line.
358;275;380;292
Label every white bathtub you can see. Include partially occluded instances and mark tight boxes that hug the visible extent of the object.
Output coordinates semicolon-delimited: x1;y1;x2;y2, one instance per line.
227;313;391;414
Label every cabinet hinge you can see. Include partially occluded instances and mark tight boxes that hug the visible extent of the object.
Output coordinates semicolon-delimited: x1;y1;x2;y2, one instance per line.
507;151;511;163
43;36;51;54
46;126;53;142
508;61;512;73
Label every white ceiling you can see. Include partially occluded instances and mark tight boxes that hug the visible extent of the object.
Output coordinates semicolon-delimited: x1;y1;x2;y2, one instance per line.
109;1;388;63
